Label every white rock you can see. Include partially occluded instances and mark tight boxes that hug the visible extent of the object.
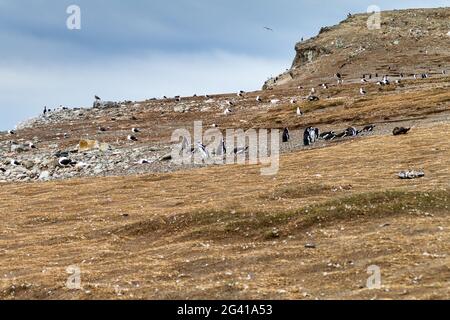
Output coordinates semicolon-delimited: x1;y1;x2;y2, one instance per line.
38;171;50;181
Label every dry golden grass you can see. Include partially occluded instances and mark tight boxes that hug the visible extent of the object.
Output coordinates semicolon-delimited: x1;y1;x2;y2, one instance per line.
0;122;449;299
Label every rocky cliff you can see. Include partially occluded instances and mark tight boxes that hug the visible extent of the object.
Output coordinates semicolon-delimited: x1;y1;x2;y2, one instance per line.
264;7;450;89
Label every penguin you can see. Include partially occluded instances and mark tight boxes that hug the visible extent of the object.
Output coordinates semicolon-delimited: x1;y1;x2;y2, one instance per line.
233;146;249;155
363;125;375;132
297;107;303;116
128;135;138;141
345;127;358;137
58;157;76;167
132;128;140;133
282;128;290;143
303;128;312;146
320;131;336;141
216;139;227;156
304;127;319;146
393;127;411;136
196;142;209;159
11;160;21;166
137;159;151;165
360;88;367;95
308;95;320;102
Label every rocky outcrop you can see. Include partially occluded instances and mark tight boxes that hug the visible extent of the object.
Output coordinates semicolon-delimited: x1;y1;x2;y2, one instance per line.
291;44;332;68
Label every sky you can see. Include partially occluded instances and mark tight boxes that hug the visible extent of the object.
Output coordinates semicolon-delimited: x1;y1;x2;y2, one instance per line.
0;0;449;130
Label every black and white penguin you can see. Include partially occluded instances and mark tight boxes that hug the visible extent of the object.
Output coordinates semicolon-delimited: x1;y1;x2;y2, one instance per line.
304;127;319;146
233;146;249;155
282;128;290;143
196;142;209;159
128;135;138;142
363;125;375;132
335;131;347;138
320;131;336;141
224;108;233;116
138;159;150;165
345;127;358;137
58;157;76;167
308;95;320;102
11;160;21;166
216;139;227;156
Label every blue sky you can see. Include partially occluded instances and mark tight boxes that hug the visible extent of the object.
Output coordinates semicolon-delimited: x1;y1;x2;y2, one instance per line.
0;0;449;130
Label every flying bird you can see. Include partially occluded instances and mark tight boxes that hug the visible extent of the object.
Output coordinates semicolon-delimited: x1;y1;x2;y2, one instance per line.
95;95;101;101
264;27;274;32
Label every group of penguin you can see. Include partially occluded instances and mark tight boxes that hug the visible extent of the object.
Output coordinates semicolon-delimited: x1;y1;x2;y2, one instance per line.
282;124;376;146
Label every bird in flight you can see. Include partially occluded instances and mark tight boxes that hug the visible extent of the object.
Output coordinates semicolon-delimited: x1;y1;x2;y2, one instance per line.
264;27;274;32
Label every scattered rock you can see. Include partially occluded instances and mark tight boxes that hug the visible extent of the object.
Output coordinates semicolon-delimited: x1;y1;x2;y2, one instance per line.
398;170;425;179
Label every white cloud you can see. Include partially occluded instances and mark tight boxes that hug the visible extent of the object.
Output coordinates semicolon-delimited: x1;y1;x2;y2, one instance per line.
0;50;288;129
